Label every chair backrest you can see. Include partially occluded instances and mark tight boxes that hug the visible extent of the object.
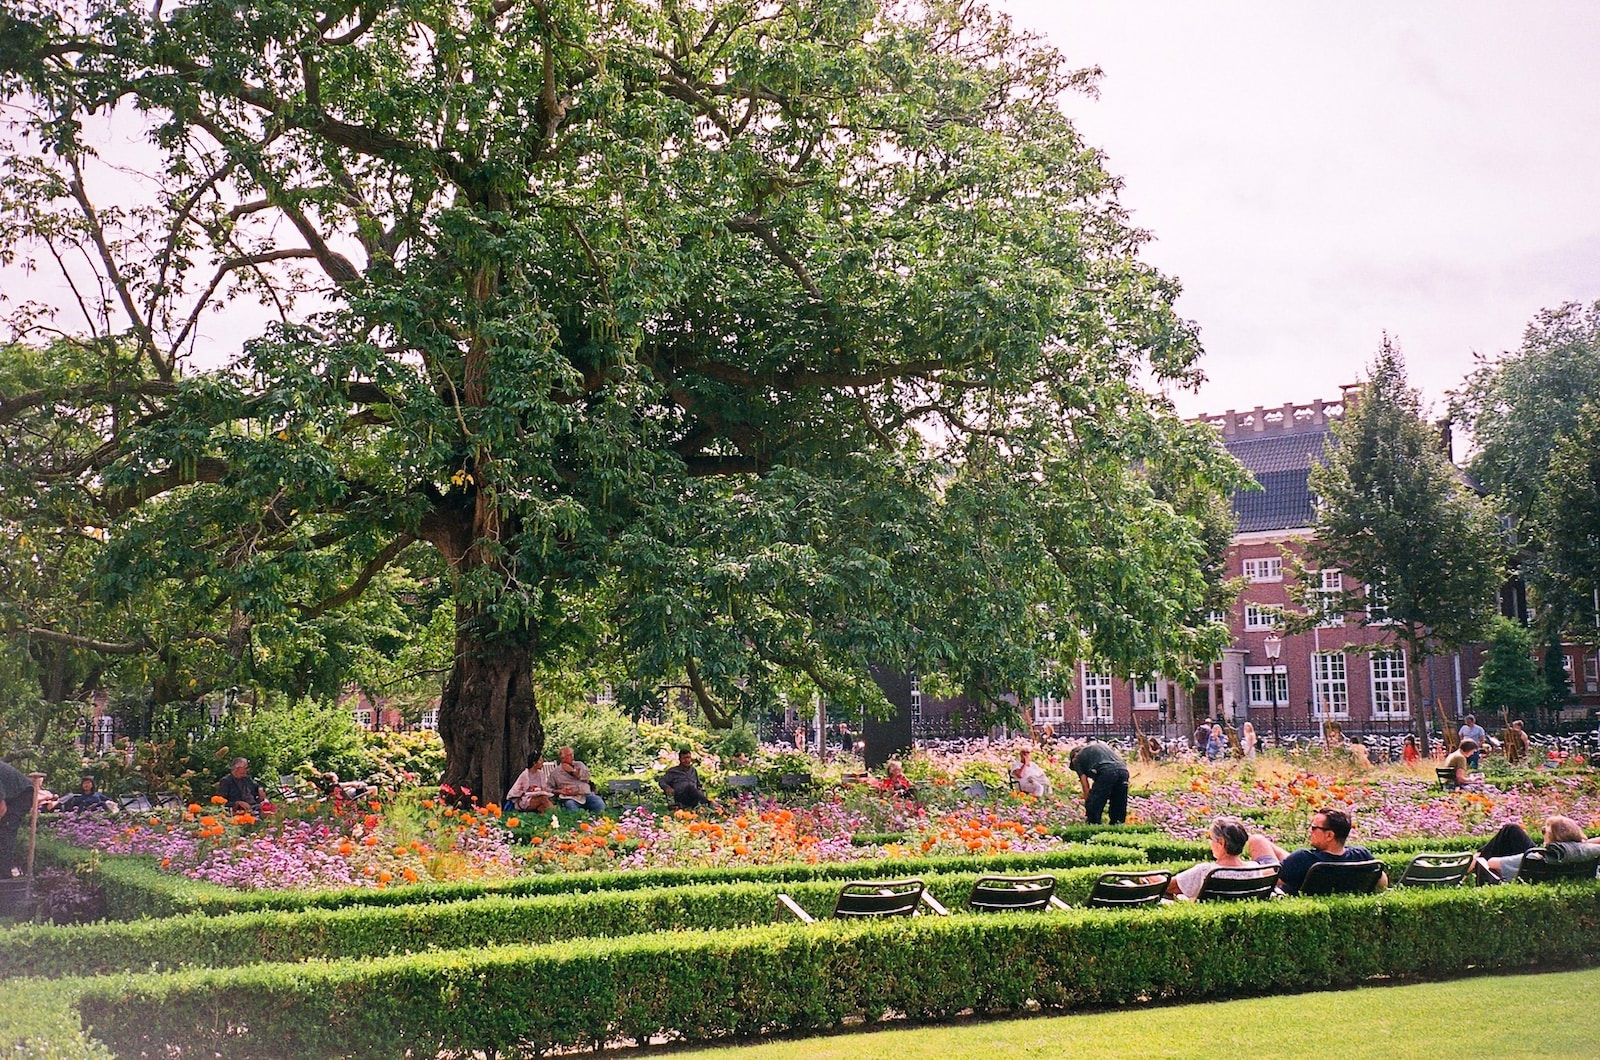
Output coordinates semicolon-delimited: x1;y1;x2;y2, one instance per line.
1086;871;1172;909
833;878;926;918
1397;851;1474;888
961;780;989;800
778;773;811;791
969;874;1060;913
1195;863;1280;902
725;774;759;790
1435;766;1458;789
1517;848;1600;884
1299;858;1385;896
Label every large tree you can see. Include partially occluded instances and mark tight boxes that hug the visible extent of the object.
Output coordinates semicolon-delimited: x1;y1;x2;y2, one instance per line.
1457;300;1600;646
1;0;1241;799
1308;338;1504;741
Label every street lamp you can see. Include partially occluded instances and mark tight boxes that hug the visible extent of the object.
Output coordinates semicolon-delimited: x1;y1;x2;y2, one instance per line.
1264;633;1283;747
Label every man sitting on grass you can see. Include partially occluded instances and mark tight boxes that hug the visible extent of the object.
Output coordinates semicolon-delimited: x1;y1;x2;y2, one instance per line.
1260;808;1387;896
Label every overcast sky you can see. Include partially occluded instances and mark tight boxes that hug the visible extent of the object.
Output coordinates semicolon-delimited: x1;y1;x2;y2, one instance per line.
997;0;1600;420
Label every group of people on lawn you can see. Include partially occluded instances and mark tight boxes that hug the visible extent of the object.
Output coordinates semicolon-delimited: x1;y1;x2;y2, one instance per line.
508;746;712;813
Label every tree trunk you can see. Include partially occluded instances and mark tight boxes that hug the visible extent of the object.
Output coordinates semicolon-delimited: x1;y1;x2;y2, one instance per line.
437;611;542;807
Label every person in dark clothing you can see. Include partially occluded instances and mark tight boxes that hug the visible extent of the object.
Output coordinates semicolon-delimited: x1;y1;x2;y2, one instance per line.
1;759;38;878
1069;742;1131;825
59;776;113;812
658;750;709;809
219;757;265;812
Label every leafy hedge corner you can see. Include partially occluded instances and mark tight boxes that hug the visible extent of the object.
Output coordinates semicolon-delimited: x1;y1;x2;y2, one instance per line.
0;979;112;1060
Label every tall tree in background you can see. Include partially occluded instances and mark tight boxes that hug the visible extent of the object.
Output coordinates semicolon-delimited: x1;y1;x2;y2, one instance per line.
1458;300;1600;655
1309;338;1504;741
1469;616;1545;722
1;0;1242;800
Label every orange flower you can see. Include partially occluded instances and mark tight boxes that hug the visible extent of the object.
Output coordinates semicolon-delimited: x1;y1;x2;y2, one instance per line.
187;803;202;814
362;834;378;846
505;817;521;828
402;868;419;883
210;795;227;805
377;871;393;883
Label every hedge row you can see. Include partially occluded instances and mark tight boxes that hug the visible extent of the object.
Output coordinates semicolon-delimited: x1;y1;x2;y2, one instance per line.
849;823;1157;846
36;835;1149;920
76;882;1600;1059
13;861;1208;979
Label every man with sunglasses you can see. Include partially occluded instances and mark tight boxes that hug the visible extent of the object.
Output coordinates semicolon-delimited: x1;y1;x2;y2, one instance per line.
1260;808;1387;896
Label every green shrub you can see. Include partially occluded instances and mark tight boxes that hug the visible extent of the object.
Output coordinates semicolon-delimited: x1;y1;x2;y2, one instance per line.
183;698;369;798
359;729;445;788
540;699;643;772
72;883;1600;1058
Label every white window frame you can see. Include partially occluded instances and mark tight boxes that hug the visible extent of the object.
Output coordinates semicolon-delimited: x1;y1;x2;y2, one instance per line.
1244;603;1283;632
418;708;439;732
1365;583;1395;625
1243;556;1283;583
909;673;923;724
1132;678;1161;710
1585;651;1598;694
1316;570;1344;628
354;708;373;730
1311;652;1349;719
1369;650;1410;718
1081;666;1114;722
1244;666;1288;707
93;714;115;753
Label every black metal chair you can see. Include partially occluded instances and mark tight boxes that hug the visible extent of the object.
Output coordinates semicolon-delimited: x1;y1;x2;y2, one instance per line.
1436;766;1460;790
777;773;812;792
1085;870;1172;909
1516;848;1600;884
1397;851;1474;888
604;778;643;809
1298;858;1385;896
1195;863;1280;902
968;874;1071;913
777;877;948;923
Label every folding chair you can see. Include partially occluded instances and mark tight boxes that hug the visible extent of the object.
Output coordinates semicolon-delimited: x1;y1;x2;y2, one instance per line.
1298;859;1385;896
1396;851;1473;888
968;874;1071;913
1195;863;1280;902
777;878;947;923
1085;870;1173;909
1517;848;1600;884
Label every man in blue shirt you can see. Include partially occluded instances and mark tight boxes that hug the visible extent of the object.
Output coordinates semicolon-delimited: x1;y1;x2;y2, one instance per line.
1263;809;1388;896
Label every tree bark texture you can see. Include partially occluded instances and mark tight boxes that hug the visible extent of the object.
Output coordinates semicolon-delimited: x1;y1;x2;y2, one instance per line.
437;612;542;808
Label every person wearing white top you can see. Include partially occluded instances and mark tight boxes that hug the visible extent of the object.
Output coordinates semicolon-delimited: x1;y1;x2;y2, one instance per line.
1010;747;1052;797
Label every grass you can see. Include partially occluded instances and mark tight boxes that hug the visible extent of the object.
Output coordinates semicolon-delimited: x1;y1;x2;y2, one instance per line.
660;967;1600;1060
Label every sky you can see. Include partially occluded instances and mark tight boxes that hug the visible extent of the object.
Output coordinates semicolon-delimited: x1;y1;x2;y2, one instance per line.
996;0;1600;421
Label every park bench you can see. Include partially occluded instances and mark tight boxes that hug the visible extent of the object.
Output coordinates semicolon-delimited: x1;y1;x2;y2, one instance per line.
777;773;812;792
1299;858;1385;896
724;774;760;794
604;778;644;809
1195;863;1280;902
777;877;948;923
1085;870;1172;909
967;874;1071;913
1396;851;1474;888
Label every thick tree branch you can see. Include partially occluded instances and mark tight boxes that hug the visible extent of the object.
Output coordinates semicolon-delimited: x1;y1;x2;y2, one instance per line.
298;534;416;619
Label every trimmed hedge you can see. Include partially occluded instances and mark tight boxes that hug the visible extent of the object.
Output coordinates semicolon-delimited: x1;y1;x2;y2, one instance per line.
75;882;1600;1058
850;823;1157;846
35;835;1147;920
11;863;1205;979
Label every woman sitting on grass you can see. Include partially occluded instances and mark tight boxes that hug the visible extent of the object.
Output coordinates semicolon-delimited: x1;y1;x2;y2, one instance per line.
1167;816;1280;900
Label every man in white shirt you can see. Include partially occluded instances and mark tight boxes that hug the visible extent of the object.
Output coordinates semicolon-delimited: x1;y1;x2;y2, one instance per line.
507;752;555;813
1011;747;1052;797
553;746;605;813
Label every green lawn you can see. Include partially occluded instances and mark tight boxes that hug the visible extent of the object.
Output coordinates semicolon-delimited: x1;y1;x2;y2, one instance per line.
664;967;1600;1060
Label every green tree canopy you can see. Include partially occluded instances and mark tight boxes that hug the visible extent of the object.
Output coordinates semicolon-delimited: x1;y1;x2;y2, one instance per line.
1469;616;1545;721
1308;337;1505;739
1;0;1243;798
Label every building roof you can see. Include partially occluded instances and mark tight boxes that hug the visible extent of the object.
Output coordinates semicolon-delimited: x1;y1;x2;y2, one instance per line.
1203;403;1341;534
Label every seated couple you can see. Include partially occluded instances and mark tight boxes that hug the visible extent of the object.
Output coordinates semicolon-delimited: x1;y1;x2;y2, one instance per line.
507;747;605;813
1170;809;1388;899
1474;815;1600;884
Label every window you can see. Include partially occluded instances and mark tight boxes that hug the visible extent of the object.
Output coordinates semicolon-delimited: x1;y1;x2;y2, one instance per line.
1206;610;1228;626
1315;570;1344;628
354;708;373;730
93;714;115;753
1585;651;1598;694
418;708;439;732
594;685;615;707
1243;557;1282;583
1244;603;1283;631
1081;666;1114;722
1311;652;1349;718
909;673;923;724
1369;650;1409;718
1366;584;1394;624
1132;678;1161;709
1245;667;1288;707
